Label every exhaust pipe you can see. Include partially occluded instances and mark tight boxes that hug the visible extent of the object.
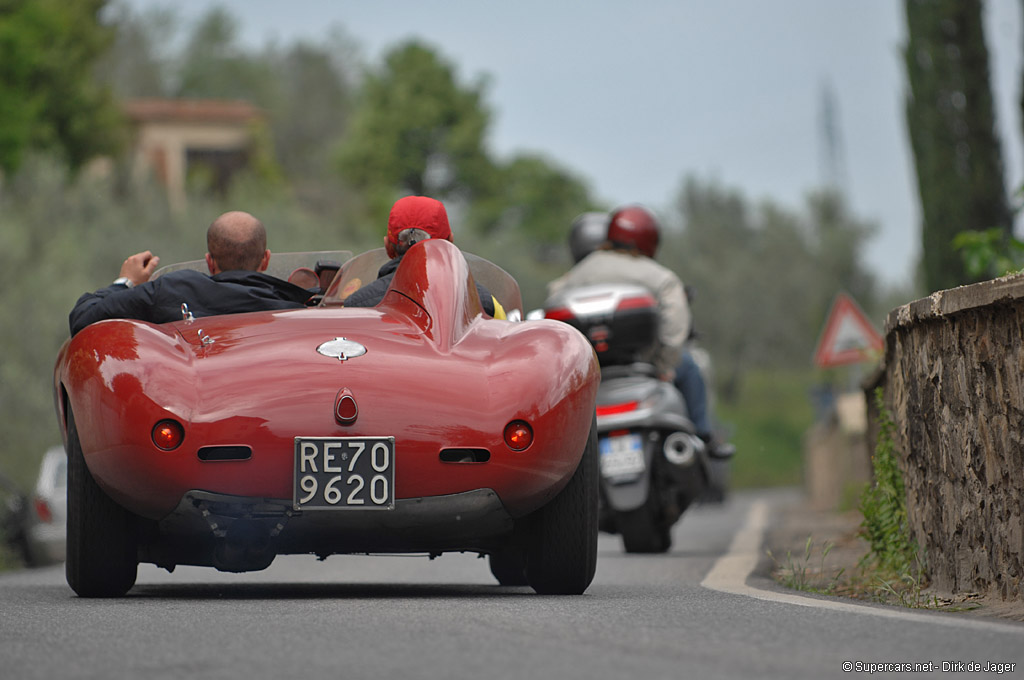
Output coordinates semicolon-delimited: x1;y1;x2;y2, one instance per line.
662;432;704;467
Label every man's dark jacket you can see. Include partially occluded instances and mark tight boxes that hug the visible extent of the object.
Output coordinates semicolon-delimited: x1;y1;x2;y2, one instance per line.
69;269;312;336
343;256;495;315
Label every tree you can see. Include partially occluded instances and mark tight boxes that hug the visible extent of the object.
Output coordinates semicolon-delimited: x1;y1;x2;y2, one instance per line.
471;153;594;252
94;3;175;98
805;189;878;316
666;178;879;401
903;0;1010;292
174;8;275;102
258;30;360;219
336;41;495;224
96;6;359;213
0;0;123;173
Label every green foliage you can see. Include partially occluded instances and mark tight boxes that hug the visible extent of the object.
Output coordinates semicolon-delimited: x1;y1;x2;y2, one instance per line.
334;38;600;247
336;40;495;226
175;8;275;101
472;153;595;248
952;226;1024;279
0;542;21;572
714;369;816;488
767;536;846;594
903;0;1011;292
665;178;883;402
858;388;922;577
97;5;359;217
267;35;357;187
0;0;123;173
93;3;174;97
98;4;600;250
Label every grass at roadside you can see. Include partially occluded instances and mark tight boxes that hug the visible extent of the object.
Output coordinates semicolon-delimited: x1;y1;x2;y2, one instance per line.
766;389;985;614
767;520;984;613
714;369;818;489
0;544;22;572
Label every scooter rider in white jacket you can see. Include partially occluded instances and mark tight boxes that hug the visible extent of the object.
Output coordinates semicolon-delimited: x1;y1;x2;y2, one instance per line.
548;205;690;382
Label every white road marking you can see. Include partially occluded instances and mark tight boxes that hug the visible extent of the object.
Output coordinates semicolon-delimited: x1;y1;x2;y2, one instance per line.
701;499;1024;634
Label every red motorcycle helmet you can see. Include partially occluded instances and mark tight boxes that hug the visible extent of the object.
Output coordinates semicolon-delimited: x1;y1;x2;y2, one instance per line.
606;205;660;258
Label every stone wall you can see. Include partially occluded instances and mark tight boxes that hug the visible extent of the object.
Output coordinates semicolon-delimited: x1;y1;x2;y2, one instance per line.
881;275;1024;601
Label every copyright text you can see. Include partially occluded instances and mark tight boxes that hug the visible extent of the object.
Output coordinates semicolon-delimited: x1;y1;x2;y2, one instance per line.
842;661;1017;674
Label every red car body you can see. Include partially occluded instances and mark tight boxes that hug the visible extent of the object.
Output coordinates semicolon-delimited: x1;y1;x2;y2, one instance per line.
53;240;600;597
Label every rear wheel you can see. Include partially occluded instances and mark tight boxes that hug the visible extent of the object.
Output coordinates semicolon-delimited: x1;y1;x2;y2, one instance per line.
618;490;672;554
65;408;138;597
525;418;599;595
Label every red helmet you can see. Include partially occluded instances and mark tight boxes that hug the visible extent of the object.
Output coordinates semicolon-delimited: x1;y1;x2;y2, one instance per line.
607;205;660;258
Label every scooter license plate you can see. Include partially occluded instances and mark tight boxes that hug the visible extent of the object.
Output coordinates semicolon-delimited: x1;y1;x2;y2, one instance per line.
599;433;645;478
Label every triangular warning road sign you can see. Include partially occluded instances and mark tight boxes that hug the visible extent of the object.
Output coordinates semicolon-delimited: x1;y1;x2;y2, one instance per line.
813;292;883;367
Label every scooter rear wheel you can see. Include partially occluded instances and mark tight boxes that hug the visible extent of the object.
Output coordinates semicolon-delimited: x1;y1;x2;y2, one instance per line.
618;493;672;554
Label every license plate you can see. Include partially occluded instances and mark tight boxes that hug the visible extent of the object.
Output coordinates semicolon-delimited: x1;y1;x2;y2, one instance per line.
293;437;395;510
599;433;645;478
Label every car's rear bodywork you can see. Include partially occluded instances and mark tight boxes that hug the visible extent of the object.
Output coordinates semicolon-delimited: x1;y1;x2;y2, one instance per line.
53;240;600;596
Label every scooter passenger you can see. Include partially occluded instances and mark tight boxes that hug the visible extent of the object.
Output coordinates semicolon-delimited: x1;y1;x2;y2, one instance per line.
550;205;730;458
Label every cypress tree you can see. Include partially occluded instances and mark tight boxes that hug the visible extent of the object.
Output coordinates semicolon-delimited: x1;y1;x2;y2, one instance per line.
903;0;1010;291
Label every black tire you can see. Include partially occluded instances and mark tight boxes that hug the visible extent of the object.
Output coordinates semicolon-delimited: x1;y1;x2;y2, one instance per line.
65;408;138;597
488;546;529;586
618;491;672;554
525;417;599;595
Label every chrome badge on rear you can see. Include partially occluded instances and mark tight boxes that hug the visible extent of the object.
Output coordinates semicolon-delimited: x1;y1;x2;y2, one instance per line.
316;337;367;361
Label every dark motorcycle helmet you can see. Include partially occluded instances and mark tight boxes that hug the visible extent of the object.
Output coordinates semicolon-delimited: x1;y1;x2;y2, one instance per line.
568;212;609;263
607;204;660;258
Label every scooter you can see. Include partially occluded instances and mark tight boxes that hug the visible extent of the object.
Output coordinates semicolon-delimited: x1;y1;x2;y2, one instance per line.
544;283;712;553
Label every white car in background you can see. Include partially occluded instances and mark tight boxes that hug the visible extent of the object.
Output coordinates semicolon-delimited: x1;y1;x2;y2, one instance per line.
19;446;67;566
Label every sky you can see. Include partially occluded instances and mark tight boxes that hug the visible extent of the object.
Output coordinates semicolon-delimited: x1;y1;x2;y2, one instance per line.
121;0;1024;287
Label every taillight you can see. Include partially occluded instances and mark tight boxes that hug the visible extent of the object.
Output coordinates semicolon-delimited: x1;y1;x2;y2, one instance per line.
544;307;574;321
152;419;185;451
504;420;534;451
595;401;639;417
33;497;53;524
616;293;656;311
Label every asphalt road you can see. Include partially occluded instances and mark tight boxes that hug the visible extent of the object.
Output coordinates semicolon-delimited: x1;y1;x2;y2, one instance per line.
2;489;1021;680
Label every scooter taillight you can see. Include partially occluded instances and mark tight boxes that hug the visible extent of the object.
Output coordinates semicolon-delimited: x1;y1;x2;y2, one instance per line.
544;307;575;322
596;401;639;417
616;293;657;311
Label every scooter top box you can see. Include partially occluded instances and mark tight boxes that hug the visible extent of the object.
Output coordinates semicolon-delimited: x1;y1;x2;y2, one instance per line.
544;284;659;367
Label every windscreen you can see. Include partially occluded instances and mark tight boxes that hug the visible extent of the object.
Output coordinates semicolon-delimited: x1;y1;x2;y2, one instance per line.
322;247;523;320
152;250;354;284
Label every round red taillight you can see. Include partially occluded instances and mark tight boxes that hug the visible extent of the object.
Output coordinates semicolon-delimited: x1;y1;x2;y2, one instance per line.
503;420;533;451
152;420;184;451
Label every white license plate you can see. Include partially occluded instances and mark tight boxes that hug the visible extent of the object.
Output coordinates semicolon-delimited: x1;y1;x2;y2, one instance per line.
293;437;395;510
599;433;645;478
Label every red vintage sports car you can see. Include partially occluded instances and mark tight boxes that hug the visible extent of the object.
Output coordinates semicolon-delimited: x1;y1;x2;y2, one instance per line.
53;239;600;597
